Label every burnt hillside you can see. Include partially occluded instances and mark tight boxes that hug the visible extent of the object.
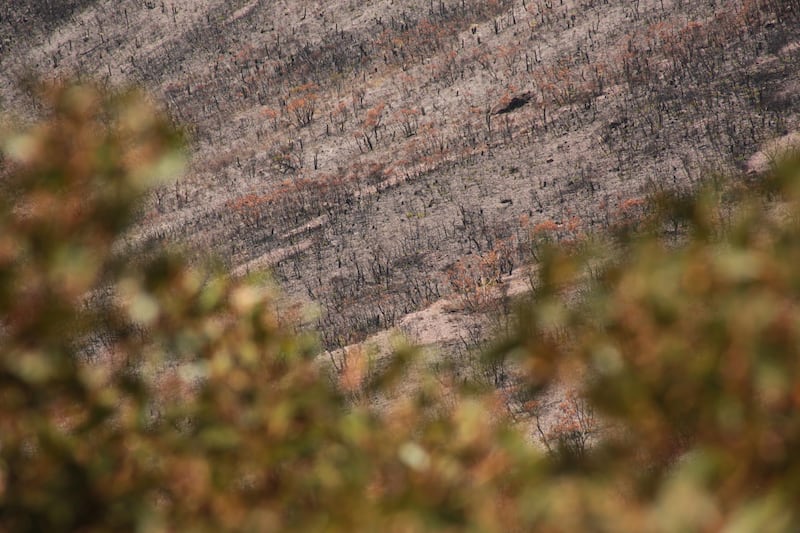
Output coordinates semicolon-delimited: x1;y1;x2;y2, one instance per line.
2;0;799;351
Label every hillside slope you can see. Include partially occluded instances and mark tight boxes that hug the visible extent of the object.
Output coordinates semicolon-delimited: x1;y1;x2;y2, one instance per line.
2;0;799;350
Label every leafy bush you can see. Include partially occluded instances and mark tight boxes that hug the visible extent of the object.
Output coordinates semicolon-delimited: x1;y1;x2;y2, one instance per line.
1;82;800;532
495;150;800;530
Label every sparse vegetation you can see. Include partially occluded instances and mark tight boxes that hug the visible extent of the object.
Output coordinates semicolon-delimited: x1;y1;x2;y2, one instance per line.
3;0;798;354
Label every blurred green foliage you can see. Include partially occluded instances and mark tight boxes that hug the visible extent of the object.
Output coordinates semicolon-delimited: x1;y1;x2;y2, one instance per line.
1;82;800;532
497;146;800;531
